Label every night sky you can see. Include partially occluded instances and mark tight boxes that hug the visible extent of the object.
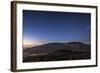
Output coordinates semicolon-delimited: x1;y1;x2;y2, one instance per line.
23;10;91;46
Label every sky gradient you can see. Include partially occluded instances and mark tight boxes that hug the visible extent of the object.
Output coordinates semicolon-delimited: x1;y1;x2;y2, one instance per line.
23;10;91;48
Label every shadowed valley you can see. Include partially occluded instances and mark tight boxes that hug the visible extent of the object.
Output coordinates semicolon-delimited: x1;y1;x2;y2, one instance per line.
23;42;91;62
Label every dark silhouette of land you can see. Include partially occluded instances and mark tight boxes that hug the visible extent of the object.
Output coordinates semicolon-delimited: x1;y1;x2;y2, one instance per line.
23;42;91;62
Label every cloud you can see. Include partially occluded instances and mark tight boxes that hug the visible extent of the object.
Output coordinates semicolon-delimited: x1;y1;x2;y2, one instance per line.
86;25;91;29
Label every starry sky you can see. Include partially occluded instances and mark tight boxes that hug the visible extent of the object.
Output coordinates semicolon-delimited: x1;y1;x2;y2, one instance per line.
23;10;91;47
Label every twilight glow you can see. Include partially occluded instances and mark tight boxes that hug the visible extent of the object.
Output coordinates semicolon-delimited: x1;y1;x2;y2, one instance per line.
23;39;46;48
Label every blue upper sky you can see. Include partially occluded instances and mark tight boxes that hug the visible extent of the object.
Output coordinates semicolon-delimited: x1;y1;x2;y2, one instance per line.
23;10;91;44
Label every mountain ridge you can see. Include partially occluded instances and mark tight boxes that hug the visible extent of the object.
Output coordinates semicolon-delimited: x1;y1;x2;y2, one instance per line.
23;42;90;58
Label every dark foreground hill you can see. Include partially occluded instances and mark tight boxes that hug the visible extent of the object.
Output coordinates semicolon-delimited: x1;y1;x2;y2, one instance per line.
23;42;91;62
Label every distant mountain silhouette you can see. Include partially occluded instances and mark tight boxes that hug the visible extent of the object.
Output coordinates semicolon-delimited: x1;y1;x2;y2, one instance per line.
23;42;91;62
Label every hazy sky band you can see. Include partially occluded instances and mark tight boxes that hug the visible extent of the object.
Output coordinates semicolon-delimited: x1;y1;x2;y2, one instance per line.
23;10;91;44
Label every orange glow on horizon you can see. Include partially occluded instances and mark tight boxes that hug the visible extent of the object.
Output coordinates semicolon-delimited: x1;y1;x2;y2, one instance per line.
23;40;45;49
